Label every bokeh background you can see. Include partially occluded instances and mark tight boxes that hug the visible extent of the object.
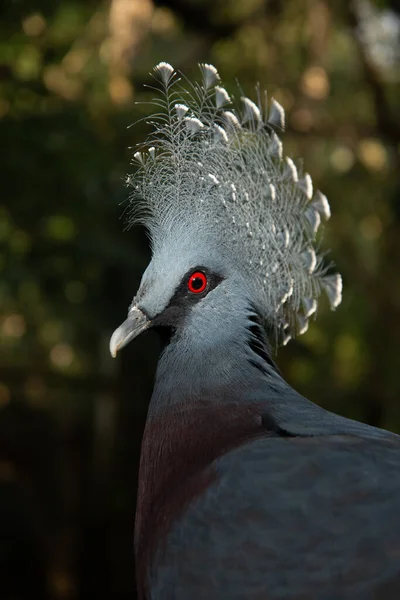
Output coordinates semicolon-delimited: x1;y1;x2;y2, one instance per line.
1;0;399;597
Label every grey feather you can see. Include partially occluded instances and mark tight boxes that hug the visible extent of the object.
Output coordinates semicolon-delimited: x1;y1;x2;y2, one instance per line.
302;297;317;318
268;98;285;129
321;273;343;309
312;190;331;220
215;86;231;108
304;206;321;234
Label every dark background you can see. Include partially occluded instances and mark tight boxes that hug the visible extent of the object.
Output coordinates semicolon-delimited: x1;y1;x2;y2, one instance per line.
1;0;399;597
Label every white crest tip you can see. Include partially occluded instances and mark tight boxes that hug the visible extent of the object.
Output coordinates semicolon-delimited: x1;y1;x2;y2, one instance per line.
312;191;331;220
208;173;219;185
133;151;144;165
241;97;262;124
153;62;175;84
199;63;220;88
305;207;321;234
298;173;313;199
270;132;283;158
184;117;204;133
175;103;189;119
302;297;317;318
213;124;228;143
215;86;231;108
269;183;276;201
282;333;292;346
297;314;309;335
301;248;317;274
284;157;298;182
322;274;342;309
268;98;285;129
223;111;241;129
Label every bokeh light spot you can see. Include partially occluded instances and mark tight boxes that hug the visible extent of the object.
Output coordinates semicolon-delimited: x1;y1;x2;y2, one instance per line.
22;13;46;36
50;343;74;369
2;314;26;338
43;66;82;100
301;66;330;100
330;146;355;172
358;138;388;171
290;107;314;132
109;75;133;105
151;8;178;36
14;46;42;80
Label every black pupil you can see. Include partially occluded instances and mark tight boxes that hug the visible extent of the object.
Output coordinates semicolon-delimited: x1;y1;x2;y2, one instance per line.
191;276;204;291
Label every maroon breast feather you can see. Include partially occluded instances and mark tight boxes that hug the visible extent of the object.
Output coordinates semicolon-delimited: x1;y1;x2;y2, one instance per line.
135;400;267;598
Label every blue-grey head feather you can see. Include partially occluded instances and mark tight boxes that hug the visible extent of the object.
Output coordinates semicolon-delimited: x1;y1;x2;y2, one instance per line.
126;62;342;346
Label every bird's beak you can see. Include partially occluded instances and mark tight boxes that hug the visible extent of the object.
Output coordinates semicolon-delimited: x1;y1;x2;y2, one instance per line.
109;306;150;358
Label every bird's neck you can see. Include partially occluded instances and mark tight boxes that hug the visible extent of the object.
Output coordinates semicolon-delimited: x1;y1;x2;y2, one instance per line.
148;320;276;417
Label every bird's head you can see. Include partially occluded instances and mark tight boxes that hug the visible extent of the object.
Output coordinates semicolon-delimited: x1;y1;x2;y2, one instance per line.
110;226;253;358
110;62;342;358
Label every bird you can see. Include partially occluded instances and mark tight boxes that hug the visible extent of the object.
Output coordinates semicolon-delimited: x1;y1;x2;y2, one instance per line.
110;62;400;600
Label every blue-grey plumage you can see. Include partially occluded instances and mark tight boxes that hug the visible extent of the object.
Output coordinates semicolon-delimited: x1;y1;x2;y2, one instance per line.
110;63;400;599
151;431;400;599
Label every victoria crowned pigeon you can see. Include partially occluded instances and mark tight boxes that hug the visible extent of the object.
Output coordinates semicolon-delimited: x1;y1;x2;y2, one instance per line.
110;63;400;600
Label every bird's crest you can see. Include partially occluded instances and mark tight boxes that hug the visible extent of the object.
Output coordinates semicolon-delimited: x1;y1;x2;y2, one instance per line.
127;62;342;345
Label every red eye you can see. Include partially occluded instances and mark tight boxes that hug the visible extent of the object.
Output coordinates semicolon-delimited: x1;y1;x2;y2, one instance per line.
188;271;207;294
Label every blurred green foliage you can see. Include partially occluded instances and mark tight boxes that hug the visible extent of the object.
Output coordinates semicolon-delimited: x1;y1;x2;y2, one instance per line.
0;0;399;598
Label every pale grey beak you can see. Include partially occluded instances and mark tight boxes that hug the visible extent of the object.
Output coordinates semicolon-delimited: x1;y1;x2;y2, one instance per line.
109;306;150;358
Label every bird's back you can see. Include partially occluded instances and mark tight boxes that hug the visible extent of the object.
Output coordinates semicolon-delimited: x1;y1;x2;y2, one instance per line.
148;427;400;599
